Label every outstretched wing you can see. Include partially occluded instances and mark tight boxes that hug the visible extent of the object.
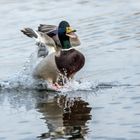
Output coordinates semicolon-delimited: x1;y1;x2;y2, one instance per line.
38;24;81;47
21;28;56;47
21;28;58;57
38;24;57;33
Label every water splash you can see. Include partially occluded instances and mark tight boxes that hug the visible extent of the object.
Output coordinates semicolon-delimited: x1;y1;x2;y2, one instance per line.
59;80;94;92
0;52;134;92
0;52;37;90
0;50;94;92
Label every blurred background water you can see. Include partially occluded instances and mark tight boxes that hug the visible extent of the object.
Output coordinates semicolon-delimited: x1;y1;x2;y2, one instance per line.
0;0;140;139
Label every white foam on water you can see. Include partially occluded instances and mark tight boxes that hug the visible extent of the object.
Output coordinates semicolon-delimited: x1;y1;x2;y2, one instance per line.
0;52;123;92
0;52;37;90
0;48;96;91
59;80;94;93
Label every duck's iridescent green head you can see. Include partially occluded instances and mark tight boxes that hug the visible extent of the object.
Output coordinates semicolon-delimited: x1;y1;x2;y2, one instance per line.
58;21;76;49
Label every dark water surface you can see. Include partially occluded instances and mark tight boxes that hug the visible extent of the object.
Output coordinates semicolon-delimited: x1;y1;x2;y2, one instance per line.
0;0;140;139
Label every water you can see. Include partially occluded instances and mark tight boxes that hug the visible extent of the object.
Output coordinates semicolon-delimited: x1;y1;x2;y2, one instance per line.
0;0;140;139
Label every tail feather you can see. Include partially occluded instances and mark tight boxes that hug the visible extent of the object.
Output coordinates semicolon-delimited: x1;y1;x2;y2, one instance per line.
21;28;38;38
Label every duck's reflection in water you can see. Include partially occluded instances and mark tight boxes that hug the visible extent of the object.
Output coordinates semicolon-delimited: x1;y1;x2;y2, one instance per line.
36;94;92;139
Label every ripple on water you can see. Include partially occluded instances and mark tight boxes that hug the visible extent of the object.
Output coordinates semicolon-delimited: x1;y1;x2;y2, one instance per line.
93;136;127;140
0;137;6;140
130;96;140;100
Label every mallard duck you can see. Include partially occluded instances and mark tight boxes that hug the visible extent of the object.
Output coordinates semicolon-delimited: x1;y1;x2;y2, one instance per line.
21;21;85;85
